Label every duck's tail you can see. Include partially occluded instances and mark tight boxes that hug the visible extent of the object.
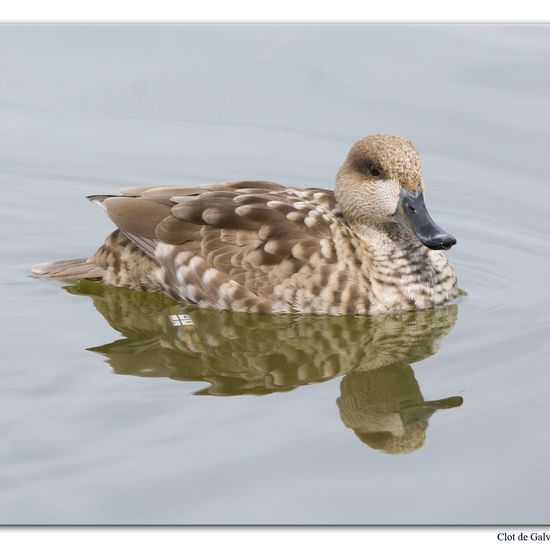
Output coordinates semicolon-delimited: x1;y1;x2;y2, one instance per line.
31;258;104;280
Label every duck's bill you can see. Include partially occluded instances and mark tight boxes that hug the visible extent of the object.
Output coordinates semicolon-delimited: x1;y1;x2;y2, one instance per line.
395;188;457;250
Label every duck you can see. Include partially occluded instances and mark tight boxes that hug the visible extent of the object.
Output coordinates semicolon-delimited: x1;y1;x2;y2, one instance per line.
32;134;459;316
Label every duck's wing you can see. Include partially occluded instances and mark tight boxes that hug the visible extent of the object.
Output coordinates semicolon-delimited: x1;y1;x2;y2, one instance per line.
92;181;344;309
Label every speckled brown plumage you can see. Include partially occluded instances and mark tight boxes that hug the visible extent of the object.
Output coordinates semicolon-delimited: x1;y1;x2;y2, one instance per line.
32;134;459;316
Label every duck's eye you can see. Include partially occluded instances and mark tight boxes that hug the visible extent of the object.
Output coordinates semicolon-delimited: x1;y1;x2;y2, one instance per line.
368;164;381;177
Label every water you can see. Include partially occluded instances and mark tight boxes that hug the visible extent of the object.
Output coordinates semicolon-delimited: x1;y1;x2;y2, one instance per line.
1;24;549;524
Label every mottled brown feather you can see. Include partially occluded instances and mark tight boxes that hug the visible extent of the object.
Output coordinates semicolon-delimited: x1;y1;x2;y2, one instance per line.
102;182;343;309
103;197;171;238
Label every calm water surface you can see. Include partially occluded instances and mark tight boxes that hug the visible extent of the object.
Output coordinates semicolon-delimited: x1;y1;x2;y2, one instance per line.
1;25;550;524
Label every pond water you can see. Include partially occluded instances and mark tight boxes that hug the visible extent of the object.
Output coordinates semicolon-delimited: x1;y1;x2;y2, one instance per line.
1;24;549;525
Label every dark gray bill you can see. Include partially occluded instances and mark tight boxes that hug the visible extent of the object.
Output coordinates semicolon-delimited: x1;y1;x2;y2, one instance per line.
396;188;456;250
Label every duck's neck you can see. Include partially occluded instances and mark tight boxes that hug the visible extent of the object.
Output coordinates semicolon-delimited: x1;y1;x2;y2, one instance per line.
351;220;427;288
350;221;423;263
345;219;457;311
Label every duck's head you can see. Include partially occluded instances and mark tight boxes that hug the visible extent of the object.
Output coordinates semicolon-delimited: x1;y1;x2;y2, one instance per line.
335;134;456;250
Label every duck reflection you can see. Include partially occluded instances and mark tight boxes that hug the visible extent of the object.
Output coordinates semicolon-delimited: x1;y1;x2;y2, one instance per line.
66;280;462;453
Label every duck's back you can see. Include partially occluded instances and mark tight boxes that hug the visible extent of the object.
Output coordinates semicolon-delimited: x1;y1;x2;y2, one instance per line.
59;181;367;315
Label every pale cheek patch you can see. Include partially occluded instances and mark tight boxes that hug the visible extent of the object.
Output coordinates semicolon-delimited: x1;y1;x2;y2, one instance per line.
367;179;401;217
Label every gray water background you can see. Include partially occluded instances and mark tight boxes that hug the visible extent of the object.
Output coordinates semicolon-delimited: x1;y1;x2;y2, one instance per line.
0;24;549;524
